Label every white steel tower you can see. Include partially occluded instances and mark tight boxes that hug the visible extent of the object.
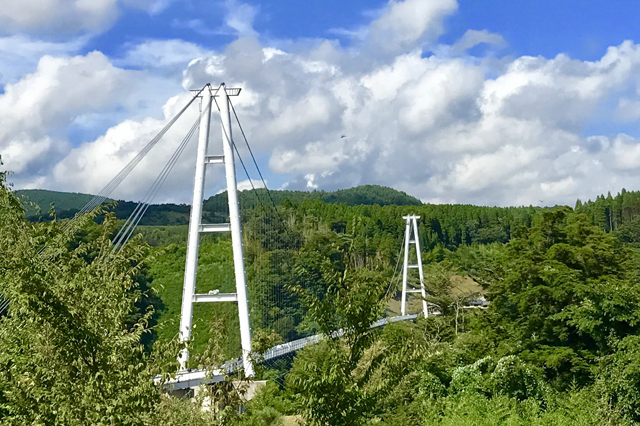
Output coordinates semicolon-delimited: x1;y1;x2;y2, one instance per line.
401;214;429;318
178;83;254;377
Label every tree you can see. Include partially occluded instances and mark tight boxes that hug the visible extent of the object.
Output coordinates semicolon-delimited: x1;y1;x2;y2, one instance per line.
286;253;388;425
483;207;640;386
0;165;163;425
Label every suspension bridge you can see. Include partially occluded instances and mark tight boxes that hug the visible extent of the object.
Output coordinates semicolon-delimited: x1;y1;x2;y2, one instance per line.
2;83;436;391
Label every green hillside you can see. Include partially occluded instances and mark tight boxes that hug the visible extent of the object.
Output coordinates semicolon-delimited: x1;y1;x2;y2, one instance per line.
17;190;191;226
18;185;423;226
16;189;111;217
204;184;422;212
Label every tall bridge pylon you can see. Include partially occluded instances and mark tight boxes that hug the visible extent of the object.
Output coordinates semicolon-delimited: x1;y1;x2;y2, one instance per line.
178;83;253;377
401;214;429;318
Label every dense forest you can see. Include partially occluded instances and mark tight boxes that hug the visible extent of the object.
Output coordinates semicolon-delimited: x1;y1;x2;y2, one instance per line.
6;173;640;424
17;185;421;225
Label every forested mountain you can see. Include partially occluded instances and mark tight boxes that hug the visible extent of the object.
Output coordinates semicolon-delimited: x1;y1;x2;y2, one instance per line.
18;186;542;249
17;189;191;225
204;184;422;210
16;189;112;217
17;185;422;225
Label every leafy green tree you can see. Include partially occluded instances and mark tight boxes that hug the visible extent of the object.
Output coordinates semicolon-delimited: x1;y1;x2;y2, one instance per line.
286;261;388;425
483;207;640;386
596;335;640;421
0;165;164;424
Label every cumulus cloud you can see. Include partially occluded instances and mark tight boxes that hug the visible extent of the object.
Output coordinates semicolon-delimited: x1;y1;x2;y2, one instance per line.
116;39;213;76
6;0;640;208
0;0;170;34
0;52;132;175
367;0;458;56
0;48;213;202
48;93;226;201
0;35;87;85
237;179;266;191
179;32;640;206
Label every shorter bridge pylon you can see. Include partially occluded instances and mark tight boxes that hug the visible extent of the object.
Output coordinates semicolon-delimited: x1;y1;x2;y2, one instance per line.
401;215;429;318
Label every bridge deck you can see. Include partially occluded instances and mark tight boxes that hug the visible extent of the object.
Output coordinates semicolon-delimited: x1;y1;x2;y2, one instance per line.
159;314;419;390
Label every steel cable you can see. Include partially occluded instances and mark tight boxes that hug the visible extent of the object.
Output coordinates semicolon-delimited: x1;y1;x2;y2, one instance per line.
60;85;207;236
110;101;209;252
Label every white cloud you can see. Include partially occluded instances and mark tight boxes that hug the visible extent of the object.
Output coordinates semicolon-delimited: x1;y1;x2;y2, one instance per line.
0;0;170;34
123;0;174;15
237;179;266;191
0;0;117;34
0;35;88;85
450;29;505;55
116;39;213;75
616;98;640;122
224;0;258;38
0;52;132;175
6;0;640;209
180;31;640;206
0;48;210;201
367;0;458;56
172;0;258;38
48;94;224;201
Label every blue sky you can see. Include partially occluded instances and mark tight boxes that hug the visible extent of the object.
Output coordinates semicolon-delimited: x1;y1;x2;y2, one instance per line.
448;1;640;60
77;0;640;62
2;0;640;206
77;1;640;60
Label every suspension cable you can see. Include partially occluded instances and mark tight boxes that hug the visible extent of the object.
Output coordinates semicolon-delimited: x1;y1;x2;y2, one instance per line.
111;109;205;252
386;230;406;300
5;87;207;323
214;95;287;340
228;98;280;211
212;97;269;212
61;84;208;235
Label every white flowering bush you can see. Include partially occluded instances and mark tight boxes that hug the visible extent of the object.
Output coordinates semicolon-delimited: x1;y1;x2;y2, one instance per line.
490;355;547;402
449;356;493;396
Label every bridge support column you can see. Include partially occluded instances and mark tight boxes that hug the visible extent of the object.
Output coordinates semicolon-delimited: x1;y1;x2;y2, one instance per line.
178;83;253;377
219;84;254;377
401;215;428;318
179;84;213;370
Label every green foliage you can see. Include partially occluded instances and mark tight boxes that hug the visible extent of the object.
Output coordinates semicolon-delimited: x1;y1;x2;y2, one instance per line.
18;189;191;226
149;240;242;360
596;335;640;421
285;243;389;425
490;355;547;402
206;184;423;210
0;181;162;424
418;388;630;426
417;371;446;400
482;207;640;385
449;357;494;396
14;161;640;424
287;341;370;426
235;381;290;426
576;187;640;234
